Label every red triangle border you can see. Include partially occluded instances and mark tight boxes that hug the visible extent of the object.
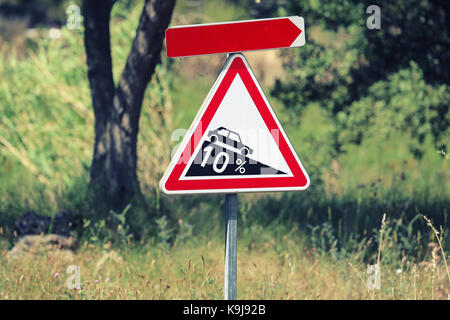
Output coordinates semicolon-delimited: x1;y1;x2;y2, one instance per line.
160;54;309;194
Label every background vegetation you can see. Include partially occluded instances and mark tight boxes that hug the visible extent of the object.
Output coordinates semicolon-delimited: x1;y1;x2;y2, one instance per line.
0;0;449;299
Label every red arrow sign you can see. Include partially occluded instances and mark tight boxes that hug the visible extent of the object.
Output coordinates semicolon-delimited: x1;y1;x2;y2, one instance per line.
166;16;305;58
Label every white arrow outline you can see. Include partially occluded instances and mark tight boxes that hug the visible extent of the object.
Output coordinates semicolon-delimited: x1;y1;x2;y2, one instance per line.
288;16;306;47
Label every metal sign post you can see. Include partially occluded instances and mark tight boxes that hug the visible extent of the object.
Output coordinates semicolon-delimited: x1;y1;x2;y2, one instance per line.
224;193;238;300
161;16;309;300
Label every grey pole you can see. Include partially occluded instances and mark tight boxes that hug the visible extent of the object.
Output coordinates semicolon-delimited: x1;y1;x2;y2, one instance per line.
224;193;238;300
224;52;238;301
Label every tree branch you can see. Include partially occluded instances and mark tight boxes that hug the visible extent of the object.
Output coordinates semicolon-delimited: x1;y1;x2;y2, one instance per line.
82;0;116;122
112;0;176;133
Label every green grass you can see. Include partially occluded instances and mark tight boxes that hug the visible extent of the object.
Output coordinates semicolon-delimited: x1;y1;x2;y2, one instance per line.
1;219;449;300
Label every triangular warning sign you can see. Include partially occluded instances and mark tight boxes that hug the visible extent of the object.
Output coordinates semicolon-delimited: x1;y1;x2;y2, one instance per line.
160;54;310;194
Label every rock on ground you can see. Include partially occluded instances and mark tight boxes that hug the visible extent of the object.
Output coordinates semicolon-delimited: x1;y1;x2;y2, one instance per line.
7;234;78;261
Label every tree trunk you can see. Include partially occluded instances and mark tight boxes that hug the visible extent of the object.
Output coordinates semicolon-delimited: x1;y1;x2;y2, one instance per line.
83;0;176;211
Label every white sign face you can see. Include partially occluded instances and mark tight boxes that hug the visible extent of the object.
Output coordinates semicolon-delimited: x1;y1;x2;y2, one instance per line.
180;73;292;180
160;54;310;194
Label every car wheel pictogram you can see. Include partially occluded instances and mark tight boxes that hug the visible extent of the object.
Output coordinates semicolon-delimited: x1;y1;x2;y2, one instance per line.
240;147;249;155
210;134;218;142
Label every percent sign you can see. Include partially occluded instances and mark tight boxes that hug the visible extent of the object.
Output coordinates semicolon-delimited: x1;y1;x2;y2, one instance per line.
235;158;246;174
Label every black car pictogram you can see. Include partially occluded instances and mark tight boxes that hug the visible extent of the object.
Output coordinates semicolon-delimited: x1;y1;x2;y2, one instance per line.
207;127;253;156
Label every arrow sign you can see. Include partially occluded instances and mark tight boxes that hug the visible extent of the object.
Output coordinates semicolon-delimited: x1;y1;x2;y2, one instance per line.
166;16;305;58
160;54;310;194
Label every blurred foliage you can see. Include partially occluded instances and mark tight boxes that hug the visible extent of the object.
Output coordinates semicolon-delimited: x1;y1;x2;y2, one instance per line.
337;62;450;156
0;0;448;262
286;0;363;30
273;0;450;157
360;0;450;86
0;3;175;239
272;33;362;114
267;0;449;257
0;0;79;27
